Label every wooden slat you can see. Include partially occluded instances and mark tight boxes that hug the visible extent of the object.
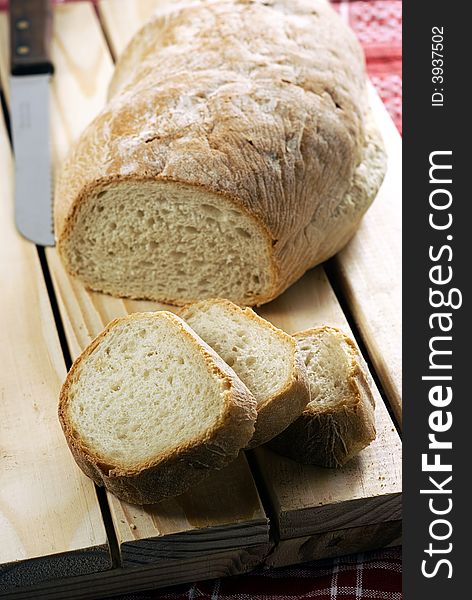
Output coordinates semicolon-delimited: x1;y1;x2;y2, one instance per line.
49;2;114;170
114;454;269;566
98;0;208;60
331;84;402;425
0;544;270;600
255;268;402;539
98;0;161;58
264;520;401;569
12;0;269;571
0;39;110;592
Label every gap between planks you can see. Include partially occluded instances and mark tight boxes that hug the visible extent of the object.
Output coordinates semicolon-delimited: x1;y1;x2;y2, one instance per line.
1;5;268;589
255;268;401;540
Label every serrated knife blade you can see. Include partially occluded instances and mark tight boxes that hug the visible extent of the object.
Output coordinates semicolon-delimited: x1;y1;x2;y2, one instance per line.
9;0;54;246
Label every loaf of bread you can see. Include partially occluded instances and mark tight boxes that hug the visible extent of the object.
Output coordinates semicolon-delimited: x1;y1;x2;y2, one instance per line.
179;299;310;448
54;0;386;306
58;311;257;504
268;326;376;467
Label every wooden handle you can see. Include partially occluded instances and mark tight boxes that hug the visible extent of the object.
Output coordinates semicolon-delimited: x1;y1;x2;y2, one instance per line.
9;0;53;75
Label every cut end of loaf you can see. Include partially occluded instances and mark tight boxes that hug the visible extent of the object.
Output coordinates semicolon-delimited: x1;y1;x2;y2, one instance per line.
268;326;376;467
297;327;365;413
60;312;234;471
58;179;275;306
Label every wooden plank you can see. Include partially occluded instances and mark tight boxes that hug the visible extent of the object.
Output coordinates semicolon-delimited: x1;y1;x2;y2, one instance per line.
0;49;110;592
49;2;114;170
4;0;269;570
98;0;208;60
0;544;271;600
264;520;402;569
255;268;402;540
99;0;402;562
98;0;160;58
331;85;402;425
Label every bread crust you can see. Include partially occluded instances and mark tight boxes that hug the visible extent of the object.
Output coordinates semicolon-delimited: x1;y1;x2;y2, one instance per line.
248;347;310;448
179;299;311;448
54;0;386;306
58;311;257;504
268;326;376;467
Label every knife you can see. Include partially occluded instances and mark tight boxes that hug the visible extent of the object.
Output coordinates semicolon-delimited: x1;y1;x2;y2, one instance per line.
10;0;54;246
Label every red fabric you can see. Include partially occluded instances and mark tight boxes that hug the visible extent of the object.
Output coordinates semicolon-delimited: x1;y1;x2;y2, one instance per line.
332;0;402;132
2;0;402;597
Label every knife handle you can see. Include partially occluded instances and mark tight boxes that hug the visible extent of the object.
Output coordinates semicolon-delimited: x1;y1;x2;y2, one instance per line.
9;0;53;76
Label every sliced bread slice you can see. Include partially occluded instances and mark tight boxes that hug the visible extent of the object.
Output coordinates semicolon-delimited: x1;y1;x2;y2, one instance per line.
179;299;310;448
268;326;376;467
59;311;257;504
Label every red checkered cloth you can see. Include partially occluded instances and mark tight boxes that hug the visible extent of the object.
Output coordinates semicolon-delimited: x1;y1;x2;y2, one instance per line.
332;0;402;132
1;0;402;598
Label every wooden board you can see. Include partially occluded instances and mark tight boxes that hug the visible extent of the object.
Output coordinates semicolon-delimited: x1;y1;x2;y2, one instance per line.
254;268;401;540
0;544;270;600
0;13;8;105
0;70;110;591
98;0;161;58
332;85;402;425
0;0;402;595
264;520;402;569
48;2;114;174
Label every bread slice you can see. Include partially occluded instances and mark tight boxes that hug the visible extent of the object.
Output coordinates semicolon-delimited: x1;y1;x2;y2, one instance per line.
268;326;376;467
179;299;310;448
58;311;257;504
